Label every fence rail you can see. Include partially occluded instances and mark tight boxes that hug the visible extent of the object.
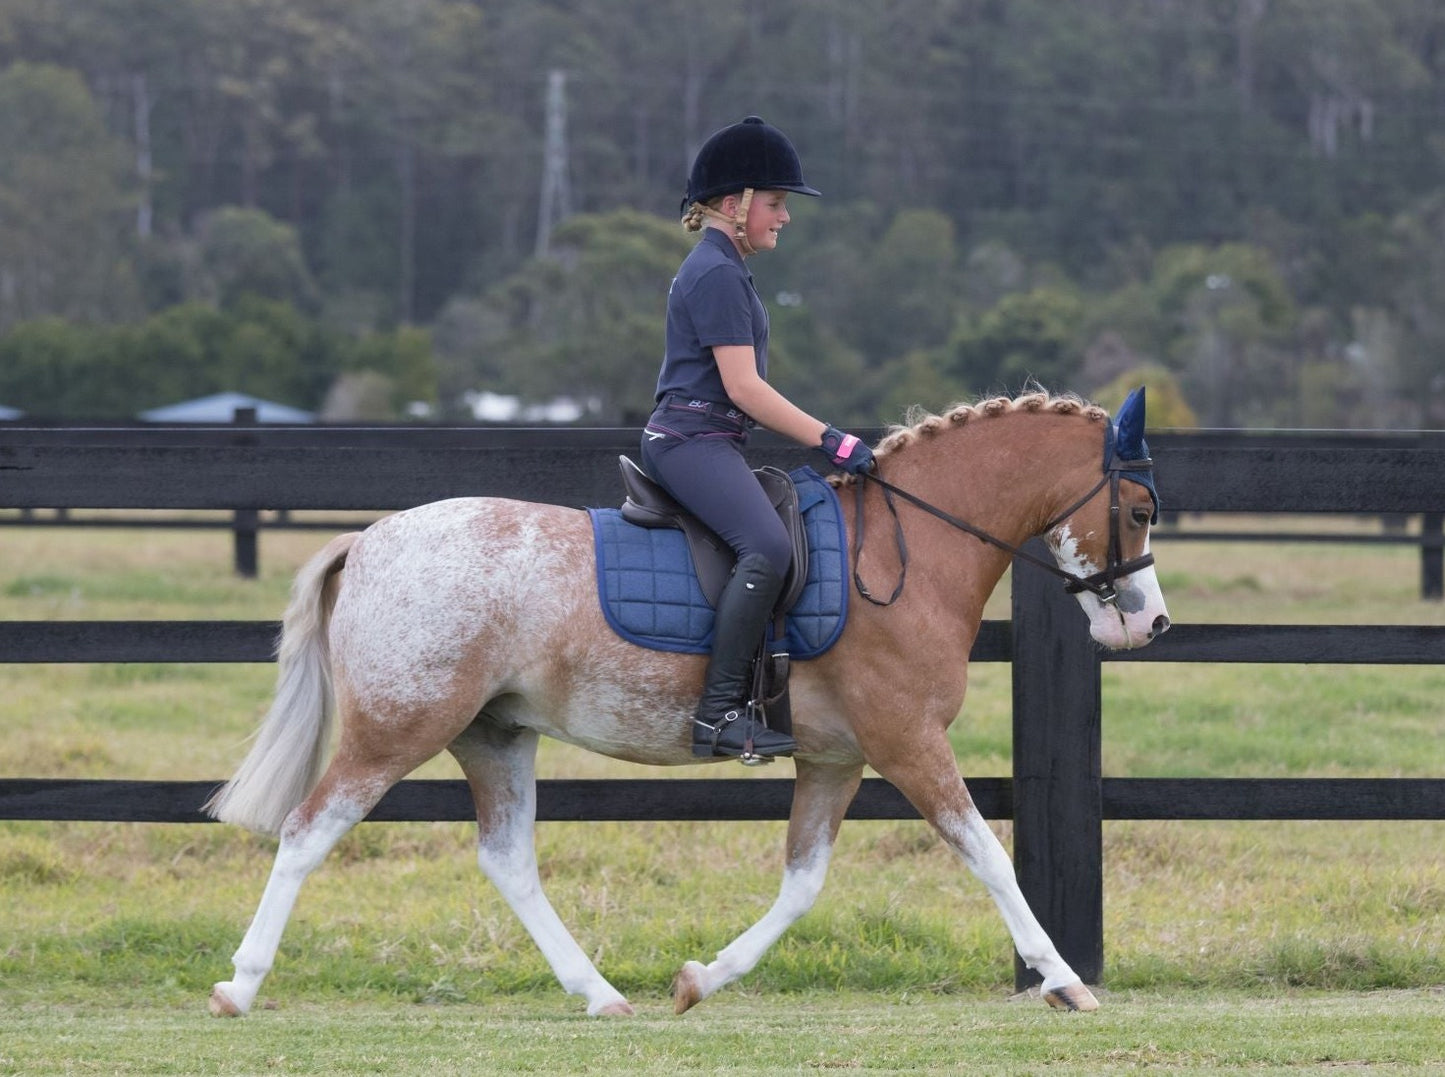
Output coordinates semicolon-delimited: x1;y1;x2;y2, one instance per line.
3;422;1443;593
4;776;1443;824
2;424;1443;990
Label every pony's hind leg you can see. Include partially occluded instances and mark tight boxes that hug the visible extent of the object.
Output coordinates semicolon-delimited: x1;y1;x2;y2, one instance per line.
210;763;394;1016
448;722;634;1017
672;760;864;1013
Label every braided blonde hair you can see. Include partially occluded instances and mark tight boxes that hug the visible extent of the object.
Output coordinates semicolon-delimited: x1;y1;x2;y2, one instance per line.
681;190;757;256
682;187;754;235
681;201;713;232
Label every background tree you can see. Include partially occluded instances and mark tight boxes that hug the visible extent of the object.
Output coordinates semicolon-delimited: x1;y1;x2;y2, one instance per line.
0;63;137;332
1383;191;1445;427
0;0;1443;426
943;286;1088;396
1145;244;1296;426
196;207;320;312
436;210;692;423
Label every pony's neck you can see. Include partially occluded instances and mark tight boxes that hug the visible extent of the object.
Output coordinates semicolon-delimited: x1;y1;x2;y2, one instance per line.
885;409;1103;530
858;407;1107;619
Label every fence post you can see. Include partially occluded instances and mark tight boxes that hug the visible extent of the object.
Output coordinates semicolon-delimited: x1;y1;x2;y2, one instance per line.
1422;513;1442;600
231;407;259;579
1010;541;1104;989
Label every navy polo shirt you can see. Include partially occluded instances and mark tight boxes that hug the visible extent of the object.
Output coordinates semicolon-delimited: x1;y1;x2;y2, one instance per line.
654;228;768;406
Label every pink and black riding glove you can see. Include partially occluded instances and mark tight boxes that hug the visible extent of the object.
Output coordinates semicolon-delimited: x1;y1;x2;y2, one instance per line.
819;425;875;475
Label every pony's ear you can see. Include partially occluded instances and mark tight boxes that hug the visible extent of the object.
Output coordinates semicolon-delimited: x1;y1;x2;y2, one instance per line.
1115;386;1148;460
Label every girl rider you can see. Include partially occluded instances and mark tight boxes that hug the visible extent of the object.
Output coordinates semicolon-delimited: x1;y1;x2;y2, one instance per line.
640;116;875;762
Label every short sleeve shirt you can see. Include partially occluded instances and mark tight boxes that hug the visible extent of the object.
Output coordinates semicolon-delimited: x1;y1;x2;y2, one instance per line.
654;228;768;405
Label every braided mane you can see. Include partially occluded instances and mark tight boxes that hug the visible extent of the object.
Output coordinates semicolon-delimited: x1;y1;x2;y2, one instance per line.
831;390;1108;485
878;390;1106;457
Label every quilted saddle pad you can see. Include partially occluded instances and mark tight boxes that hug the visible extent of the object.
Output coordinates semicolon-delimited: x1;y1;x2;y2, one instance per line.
587;466;847;658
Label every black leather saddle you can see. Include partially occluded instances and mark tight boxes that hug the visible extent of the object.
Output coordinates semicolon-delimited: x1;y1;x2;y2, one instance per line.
617;455;809;614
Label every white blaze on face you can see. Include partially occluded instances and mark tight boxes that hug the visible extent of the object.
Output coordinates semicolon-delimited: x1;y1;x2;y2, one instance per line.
1048;522;1100;585
1048;524;1169;650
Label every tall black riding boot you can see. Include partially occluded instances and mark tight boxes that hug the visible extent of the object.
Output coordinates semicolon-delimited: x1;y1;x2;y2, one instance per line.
693;552;800;761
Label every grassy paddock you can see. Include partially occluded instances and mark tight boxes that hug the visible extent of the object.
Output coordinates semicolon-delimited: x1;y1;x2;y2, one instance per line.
1;517;1442;1071
3;992;1444;1075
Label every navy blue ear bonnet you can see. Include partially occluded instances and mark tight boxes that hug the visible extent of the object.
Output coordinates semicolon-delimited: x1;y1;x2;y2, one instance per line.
1107;386;1160;523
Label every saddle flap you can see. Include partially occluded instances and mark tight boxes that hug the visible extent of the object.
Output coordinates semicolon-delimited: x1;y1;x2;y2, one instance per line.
754;466;808;614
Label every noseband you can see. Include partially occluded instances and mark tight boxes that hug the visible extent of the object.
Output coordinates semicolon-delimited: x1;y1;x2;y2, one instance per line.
851;432;1156;607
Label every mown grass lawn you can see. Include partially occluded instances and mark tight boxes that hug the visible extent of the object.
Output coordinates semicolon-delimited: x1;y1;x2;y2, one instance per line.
3;991;1443;1075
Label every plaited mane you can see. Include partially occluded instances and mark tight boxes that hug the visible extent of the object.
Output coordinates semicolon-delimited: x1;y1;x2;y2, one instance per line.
829;390;1109;486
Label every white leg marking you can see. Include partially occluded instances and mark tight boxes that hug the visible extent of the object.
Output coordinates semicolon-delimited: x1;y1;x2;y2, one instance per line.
476;818;632;1017
942;808;1085;994
675;839;832;1009
213;798;368;1015
461;729;632;1017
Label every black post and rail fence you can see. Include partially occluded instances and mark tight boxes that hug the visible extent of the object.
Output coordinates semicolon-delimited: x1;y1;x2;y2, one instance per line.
1;424;1442;991
2;417;1442;599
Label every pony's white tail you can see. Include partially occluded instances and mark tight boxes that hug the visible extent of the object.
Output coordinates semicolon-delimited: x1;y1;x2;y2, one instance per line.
204;533;359;835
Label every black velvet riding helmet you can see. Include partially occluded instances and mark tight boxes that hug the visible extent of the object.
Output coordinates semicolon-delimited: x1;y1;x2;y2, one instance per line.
680;116;821;214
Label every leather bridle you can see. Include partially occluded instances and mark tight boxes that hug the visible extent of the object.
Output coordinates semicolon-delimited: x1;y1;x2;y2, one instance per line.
851;430;1157;607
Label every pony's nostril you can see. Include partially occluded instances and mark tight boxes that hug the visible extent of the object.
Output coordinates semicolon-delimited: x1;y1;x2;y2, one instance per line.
1150;614;1171;638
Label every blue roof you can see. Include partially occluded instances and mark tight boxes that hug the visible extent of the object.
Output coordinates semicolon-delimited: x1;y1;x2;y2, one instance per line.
138;392;314;423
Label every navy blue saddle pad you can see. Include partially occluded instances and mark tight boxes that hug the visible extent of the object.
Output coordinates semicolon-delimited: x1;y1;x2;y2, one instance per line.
587;466;847;658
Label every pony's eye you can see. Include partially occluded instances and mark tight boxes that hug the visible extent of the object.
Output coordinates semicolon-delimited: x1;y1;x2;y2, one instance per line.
1130;506;1152;528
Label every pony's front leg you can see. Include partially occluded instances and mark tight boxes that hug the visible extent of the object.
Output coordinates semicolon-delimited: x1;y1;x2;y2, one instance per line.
948;804;1098;1010
880;747;1098;1011
673;760;863;1013
211;789;373;1016
449;724;633;1017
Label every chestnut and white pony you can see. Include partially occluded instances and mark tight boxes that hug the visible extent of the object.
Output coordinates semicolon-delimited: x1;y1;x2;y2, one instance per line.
205;391;1169;1018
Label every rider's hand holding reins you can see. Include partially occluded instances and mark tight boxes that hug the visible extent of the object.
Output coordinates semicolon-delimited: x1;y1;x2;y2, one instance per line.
819;425;876;474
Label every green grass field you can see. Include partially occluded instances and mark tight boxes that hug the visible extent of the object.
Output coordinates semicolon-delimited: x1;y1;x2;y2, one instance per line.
1;516;1442;1073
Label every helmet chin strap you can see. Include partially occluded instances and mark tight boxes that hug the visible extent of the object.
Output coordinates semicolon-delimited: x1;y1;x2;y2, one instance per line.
700;188;756;255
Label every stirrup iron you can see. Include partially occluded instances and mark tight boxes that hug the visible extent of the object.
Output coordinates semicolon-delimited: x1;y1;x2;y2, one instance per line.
692;704;781;766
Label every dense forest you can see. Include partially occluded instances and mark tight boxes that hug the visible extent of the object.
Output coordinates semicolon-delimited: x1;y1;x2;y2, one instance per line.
0;0;1442;427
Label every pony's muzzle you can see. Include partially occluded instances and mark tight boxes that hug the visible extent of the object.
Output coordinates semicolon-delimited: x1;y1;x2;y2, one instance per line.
1149;614;1171;639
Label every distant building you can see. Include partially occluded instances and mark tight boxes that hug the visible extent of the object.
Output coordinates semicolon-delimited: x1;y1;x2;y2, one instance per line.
138;392;315;423
0;404;22;421
462;389;595;423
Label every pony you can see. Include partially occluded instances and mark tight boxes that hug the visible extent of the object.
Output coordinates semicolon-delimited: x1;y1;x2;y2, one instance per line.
204;388;1170;1018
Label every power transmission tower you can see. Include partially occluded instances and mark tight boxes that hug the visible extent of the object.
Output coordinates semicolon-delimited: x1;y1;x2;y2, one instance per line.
536;69;573;256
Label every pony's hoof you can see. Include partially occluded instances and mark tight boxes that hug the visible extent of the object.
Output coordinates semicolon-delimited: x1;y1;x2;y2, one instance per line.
1044;982;1099;1012
592;999;636;1017
671;961;707;1015
208;985;244;1018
